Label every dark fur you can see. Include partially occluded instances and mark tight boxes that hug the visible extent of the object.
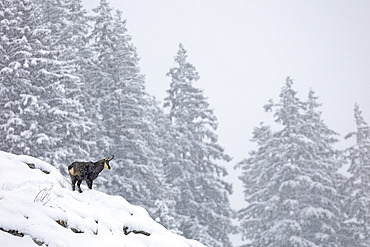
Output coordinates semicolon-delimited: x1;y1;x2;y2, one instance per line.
68;156;113;193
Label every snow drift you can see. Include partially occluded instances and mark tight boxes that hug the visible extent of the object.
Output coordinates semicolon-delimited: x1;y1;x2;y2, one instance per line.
0;151;206;247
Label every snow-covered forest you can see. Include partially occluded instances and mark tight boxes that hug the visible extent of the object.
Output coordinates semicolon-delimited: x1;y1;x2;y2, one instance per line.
0;0;369;246
237;79;369;246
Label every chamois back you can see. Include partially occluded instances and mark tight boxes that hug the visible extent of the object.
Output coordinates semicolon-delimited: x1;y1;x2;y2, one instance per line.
68;155;114;193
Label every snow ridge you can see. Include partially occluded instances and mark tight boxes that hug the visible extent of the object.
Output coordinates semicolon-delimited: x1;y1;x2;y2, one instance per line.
0;151;206;247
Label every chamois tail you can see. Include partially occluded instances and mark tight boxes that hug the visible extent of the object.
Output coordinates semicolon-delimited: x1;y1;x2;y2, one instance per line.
68;164;75;175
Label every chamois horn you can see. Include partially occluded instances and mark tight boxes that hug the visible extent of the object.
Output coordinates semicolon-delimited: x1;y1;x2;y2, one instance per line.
107;155;114;161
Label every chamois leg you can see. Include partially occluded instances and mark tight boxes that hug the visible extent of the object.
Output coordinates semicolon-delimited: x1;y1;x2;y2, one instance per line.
71;177;77;191
87;180;93;189
77;180;83;193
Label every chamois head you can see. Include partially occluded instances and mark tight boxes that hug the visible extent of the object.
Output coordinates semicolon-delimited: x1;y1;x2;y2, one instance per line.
103;155;114;170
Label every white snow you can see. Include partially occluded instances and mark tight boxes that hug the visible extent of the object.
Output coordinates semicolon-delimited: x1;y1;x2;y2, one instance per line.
301;206;335;220
0;151;206;247
0;67;13;74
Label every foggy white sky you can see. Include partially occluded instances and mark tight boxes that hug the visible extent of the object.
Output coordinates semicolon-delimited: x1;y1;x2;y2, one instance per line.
82;0;370;212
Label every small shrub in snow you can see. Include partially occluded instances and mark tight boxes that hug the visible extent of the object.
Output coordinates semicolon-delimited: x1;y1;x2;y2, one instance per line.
34;186;53;205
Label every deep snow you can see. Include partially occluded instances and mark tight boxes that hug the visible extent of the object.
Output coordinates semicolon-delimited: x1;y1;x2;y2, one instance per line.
0;151;206;247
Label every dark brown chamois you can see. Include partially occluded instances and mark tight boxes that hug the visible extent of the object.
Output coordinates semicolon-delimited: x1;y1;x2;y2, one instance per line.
68;155;114;193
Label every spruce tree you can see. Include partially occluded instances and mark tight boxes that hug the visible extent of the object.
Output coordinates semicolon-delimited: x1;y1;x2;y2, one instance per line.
88;1;168;216
238;78;341;246
164;44;234;247
0;0;97;170
0;1;62;164
342;104;370;246
35;0;96;167
0;0;45;155
84;0;115;154
147;96;184;233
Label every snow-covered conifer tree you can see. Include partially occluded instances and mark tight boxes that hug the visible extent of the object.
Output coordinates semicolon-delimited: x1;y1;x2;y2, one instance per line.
34;0;96;167
147;97;182;232
87;1;168;216
0;0;96;169
164;44;234;247
0;1;57;162
0;0;44;155
84;0;116;153
238;78;341;246
342;104;370;246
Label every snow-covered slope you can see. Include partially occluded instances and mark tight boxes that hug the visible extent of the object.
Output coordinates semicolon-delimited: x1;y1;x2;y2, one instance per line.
0;151;206;247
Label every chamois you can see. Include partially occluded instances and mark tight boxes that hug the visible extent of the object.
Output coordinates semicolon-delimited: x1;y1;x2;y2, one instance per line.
68;155;114;193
